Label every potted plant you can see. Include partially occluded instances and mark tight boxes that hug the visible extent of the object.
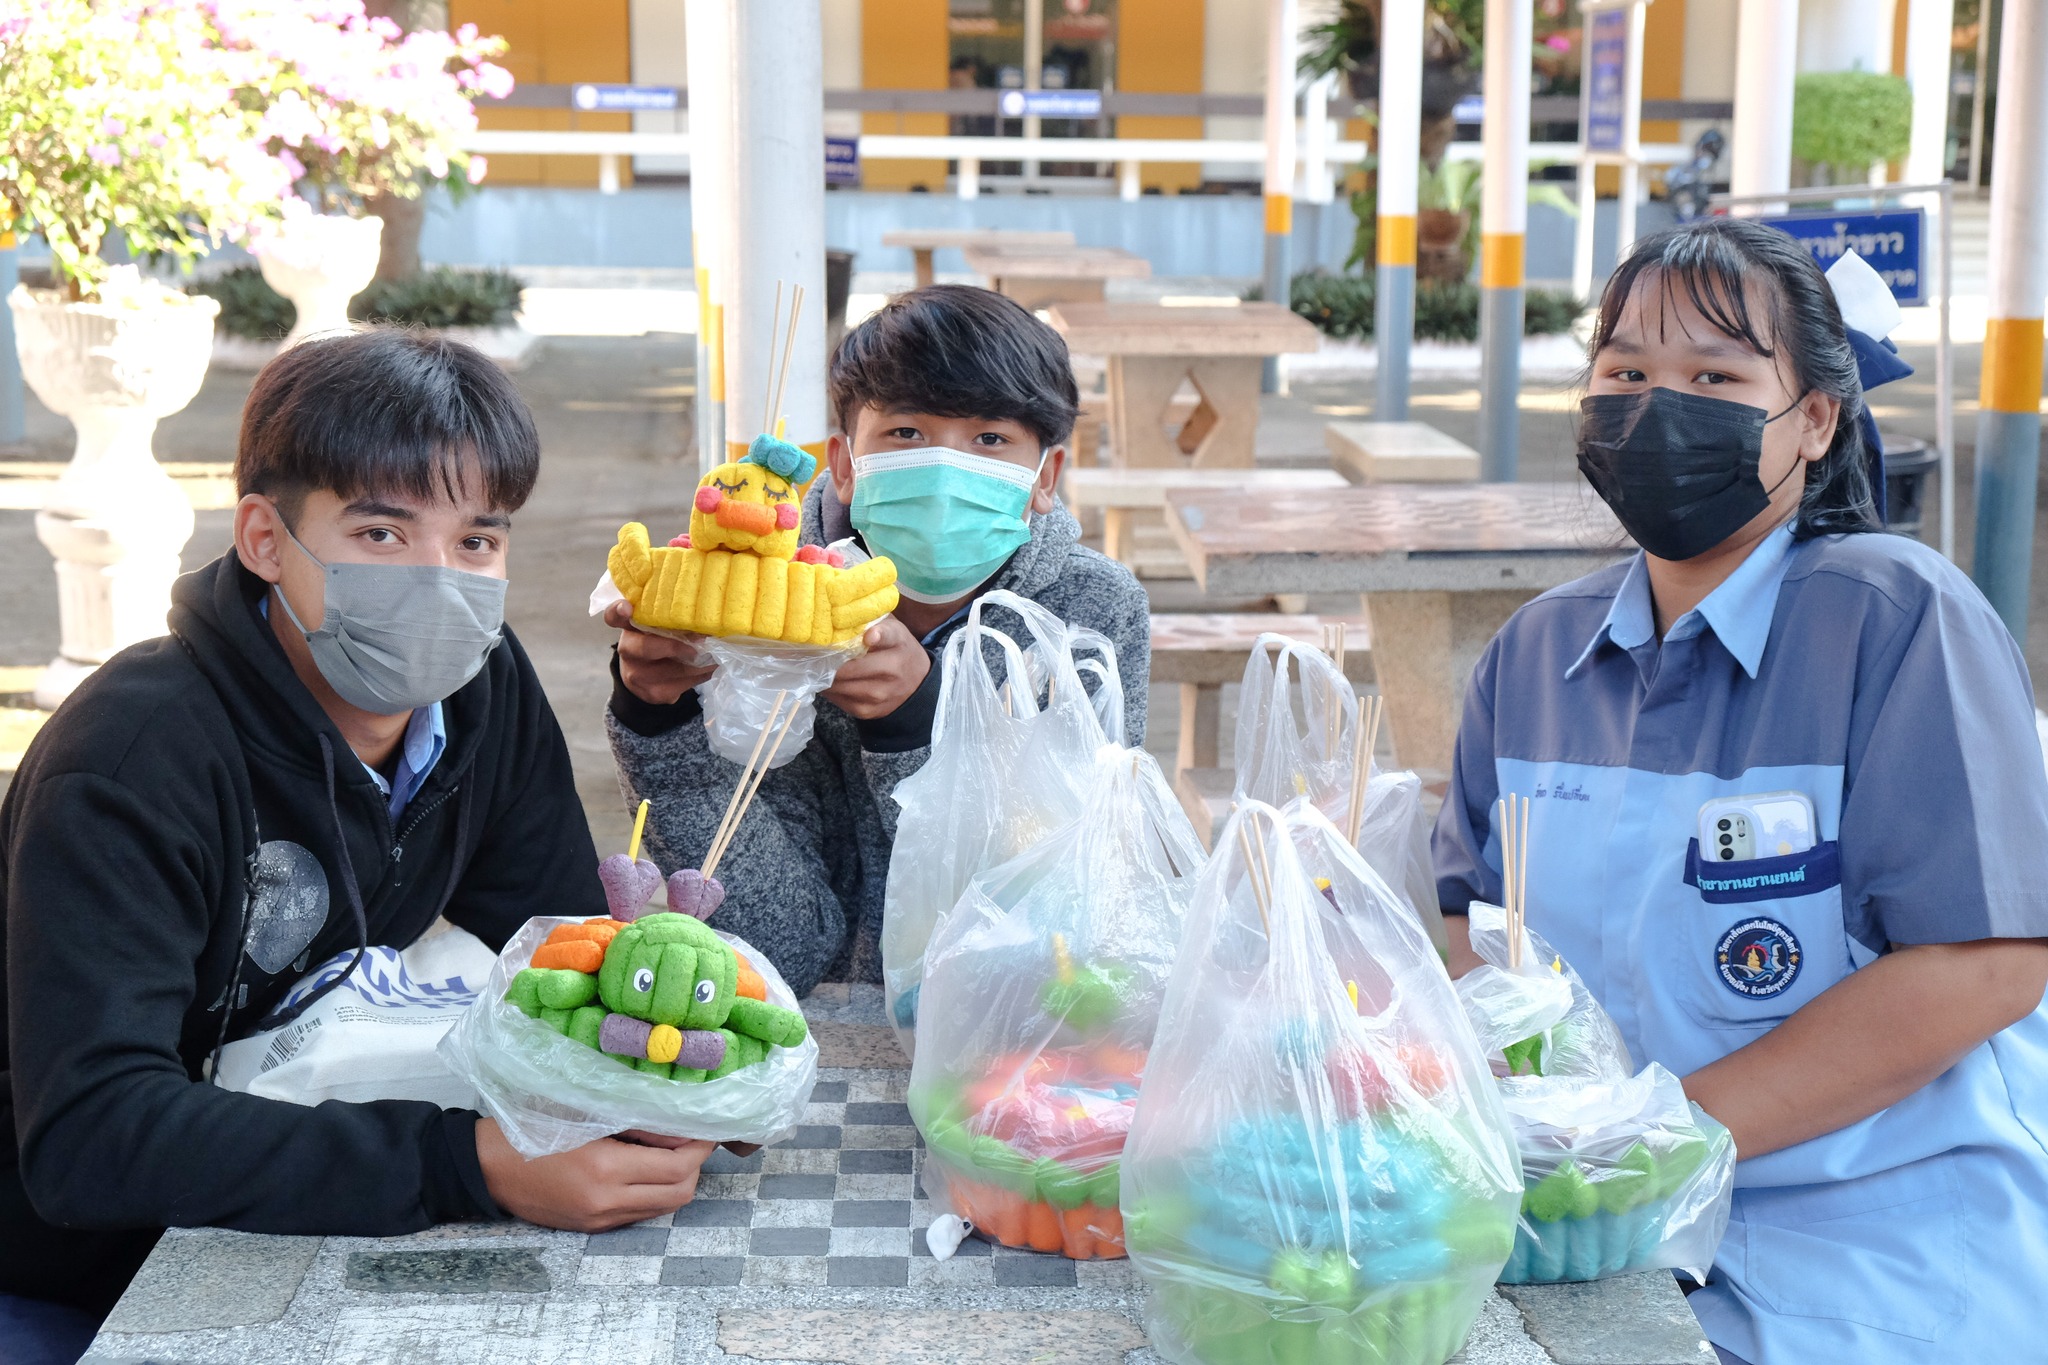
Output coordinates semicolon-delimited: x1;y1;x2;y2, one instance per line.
215;2;509;347
1300;0;1484;166
0;1;299;705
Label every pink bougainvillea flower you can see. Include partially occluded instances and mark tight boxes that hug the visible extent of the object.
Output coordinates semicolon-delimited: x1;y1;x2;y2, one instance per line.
465;153;488;184
100;116;126;137
1544;33;1571;51
88;144;121;166
477;62;513;100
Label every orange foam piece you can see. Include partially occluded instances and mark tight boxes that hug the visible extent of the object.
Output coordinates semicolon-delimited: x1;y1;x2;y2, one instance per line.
532;940;605;973
1058;1204;1097;1259
1026;1199;1064;1253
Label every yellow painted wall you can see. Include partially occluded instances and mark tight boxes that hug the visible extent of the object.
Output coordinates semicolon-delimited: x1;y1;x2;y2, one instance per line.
456;0;633;188
1639;0;1685;144
860;0;948;190
1120;0;1205;192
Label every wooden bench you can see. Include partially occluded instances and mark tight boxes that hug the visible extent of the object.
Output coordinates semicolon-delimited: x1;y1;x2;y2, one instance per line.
1067;467;1350;577
1324;420;1480;482
1151;610;1371;776
880;229;1076;290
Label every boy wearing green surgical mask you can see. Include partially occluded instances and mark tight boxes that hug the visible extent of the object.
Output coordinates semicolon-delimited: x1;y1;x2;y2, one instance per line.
607;285;1150;994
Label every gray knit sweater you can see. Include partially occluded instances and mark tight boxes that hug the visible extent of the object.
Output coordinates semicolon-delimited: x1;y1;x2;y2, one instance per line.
606;473;1149;996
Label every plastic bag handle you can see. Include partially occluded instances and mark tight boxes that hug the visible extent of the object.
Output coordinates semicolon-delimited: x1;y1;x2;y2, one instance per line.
935;591;1124;748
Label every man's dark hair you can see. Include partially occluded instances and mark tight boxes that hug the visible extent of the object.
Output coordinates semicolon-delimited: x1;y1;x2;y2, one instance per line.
236;328;541;523
829;284;1079;448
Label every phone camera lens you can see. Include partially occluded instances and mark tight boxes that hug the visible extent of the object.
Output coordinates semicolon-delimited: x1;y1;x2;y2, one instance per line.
1718;833;1733;847
1719;848;1735;860
1716;818;1731;832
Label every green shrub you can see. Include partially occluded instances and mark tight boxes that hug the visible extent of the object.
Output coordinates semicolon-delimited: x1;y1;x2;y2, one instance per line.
1289;269;1582;342
1792;71;1913;176
352;267;524;330
188;266;296;341
186;264;525;341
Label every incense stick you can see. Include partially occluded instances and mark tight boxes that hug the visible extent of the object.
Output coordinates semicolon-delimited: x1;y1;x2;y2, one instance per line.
705;691;788;874
770;285;804;435
1495;793;1530;969
705;696;803;881
761;281;786;434
626;798;651;863
1236;821;1272;936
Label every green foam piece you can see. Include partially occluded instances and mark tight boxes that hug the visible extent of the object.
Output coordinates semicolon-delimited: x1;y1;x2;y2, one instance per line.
1598;1142;1658;1215
1036;1159;1093;1210
1084;1161;1120;1210
1502;1034;1546;1077
536;968;597;1010
566;1005;606;1051
1526;1161;1598;1222
969;1135;1037;1194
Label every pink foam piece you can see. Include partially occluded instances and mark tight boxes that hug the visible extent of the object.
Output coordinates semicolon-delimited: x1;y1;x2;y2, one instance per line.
599;855;664;921
666;868;726;920
775;503;799;529
600;1012;654;1057
668;533;692;548
794;544;828;565
694;486;722;512
677;1029;727;1071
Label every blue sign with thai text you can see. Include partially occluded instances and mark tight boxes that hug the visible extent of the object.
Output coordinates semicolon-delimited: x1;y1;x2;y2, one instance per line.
571;84;678;113
1758;210;1927;305
1584;8;1629;153
998;89;1102;119
825;137;860;187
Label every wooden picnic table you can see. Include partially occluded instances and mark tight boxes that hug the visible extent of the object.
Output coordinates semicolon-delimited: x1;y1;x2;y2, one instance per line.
880;229;1076;290
79;981;1713;1365
1049;301;1322;470
961;244;1150;310
1167;482;1631;782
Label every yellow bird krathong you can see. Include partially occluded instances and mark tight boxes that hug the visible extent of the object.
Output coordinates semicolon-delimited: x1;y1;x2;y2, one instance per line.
609;435;898;645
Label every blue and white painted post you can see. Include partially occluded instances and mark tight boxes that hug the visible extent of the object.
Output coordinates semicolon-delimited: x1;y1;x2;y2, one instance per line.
1477;0;1531;480
1970;0;2048;640
1375;0;1422;422
683;0;730;482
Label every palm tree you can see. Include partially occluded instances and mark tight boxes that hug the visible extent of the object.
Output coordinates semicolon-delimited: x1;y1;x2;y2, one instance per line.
1298;0;1484;166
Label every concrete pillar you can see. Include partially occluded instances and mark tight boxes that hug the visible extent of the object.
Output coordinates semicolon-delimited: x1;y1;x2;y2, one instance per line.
1797;0;1896;75
683;0;730;481
1730;0;1799;204
1904;0;1958;186
1261;0;1299;394
724;0;828;462
1970;0;2048;640
1478;0;1531;481
1376;0;1422;423
0;232;22;446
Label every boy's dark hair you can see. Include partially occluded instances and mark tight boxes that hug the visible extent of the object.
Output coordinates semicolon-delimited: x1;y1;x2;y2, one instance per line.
236;328;541;524
1587;217;1881;540
829;284;1080;448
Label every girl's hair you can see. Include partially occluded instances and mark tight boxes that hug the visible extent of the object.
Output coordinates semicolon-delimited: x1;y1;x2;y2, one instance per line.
1587;217;1880;539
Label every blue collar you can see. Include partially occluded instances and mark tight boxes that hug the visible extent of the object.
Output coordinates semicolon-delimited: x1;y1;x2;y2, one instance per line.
1567;522;1798;681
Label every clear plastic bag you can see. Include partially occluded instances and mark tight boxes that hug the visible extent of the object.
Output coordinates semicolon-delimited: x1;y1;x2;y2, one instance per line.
1123;799;1521;1365
1233;635;1446;958
907;745;1205;1259
590;569;861;770
1456;904;1734;1283
880;589;1124;1053
438;916;818;1156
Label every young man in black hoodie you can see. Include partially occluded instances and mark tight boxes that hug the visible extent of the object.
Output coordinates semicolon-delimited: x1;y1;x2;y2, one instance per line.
0;331;713;1357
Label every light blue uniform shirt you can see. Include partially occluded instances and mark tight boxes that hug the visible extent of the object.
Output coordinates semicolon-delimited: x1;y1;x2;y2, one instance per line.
1436;524;2048;1364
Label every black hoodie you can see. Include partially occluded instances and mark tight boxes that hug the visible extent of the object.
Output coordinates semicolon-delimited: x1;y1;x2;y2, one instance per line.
0;553;605;1314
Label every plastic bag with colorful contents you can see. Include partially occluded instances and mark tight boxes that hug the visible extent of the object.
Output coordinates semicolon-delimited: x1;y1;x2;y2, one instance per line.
439;907;818;1157
879;589;1125;1055
907;744;1206;1260
1123;800;1520;1365
1456;903;1734;1283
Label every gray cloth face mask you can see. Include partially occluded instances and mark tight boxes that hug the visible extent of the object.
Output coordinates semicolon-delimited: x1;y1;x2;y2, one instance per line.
274;527;508;715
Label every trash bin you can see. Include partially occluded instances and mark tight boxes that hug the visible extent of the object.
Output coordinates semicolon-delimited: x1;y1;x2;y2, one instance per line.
826;249;855;359
1879;430;1938;540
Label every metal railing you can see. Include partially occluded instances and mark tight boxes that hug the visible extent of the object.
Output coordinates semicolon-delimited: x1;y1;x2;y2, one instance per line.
460;128;1694;200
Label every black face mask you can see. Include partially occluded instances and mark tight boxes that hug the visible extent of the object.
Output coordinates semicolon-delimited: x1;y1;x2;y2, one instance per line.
1577;387;1802;561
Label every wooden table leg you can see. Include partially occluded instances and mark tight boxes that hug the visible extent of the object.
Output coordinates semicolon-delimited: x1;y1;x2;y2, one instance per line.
1183;356;1262;468
1107;355;1195;468
1176;681;1221;776
1360;589;1536;786
913;248;936;290
1102;506;1130;564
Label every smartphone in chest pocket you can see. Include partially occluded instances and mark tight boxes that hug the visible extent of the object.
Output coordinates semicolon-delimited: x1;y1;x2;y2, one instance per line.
1697;791;1817;863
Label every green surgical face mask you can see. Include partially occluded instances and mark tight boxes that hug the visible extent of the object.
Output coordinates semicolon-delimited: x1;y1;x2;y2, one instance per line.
849;446;1045;604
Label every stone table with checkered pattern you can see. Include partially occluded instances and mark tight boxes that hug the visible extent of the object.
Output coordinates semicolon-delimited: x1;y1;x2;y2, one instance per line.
81;986;1714;1365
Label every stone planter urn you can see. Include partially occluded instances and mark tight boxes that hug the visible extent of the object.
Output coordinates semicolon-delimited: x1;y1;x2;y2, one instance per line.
253;212;383;347
7;277;219;708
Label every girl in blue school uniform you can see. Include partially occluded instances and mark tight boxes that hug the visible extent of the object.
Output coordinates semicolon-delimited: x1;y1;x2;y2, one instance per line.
1435;216;2048;1365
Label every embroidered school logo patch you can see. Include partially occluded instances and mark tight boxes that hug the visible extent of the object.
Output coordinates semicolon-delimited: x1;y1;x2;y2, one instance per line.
1716;918;1802;998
